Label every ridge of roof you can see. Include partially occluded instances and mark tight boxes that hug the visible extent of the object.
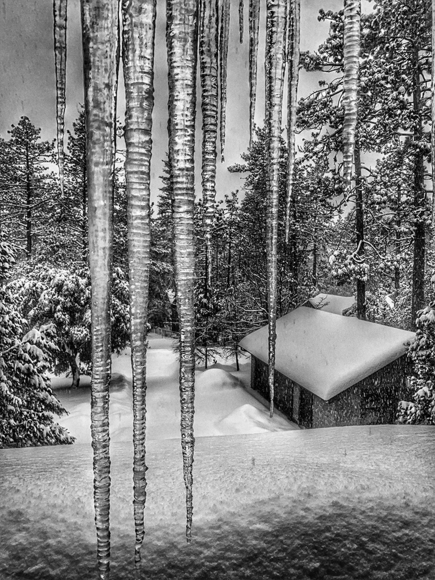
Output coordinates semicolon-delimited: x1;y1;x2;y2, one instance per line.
239;308;415;401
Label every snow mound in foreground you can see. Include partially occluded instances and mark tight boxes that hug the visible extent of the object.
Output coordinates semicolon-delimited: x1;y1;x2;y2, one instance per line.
0;425;434;579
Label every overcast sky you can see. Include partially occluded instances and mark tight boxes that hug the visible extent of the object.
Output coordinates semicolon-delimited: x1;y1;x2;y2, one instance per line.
0;0;348;202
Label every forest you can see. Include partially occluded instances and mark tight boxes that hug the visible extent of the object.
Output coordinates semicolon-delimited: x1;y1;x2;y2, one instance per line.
1;0;435;578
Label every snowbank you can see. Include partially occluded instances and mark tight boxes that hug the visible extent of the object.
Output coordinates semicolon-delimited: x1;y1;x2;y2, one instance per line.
0;425;434;579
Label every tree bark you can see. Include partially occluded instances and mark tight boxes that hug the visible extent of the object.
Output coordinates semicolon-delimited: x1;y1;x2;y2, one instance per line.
355;142;366;319
25;142;32;257
69;353;81;389
411;46;425;328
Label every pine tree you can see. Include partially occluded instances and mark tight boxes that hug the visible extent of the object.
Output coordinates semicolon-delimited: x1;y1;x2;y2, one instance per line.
0;117;55;258
0;236;74;448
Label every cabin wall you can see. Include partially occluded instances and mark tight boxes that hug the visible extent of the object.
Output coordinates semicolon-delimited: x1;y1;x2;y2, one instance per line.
251;355;412;429
312;386;361;428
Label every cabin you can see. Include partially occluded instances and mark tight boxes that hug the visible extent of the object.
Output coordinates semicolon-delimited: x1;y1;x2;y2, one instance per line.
239;308;415;429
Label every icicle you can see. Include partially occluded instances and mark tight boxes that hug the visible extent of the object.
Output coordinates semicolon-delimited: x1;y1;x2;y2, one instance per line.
166;0;198;543
265;0;287;418
81;1;119;578
53;0;68;196
200;0;219;292
112;3;121;210
218;0;230;162
248;0;260;148
342;0;361;188
122;0;156;567
284;0;300;244
239;0;244;43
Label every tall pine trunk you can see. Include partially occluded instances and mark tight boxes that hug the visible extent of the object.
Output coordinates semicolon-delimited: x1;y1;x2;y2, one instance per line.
411;46;425;328
25;143;32;257
81;1;119;578
166;0;198;542
355;142;365;319
122;0;156;566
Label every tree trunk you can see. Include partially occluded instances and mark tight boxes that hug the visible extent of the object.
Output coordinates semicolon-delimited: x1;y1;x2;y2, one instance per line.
354;142;366;320
411;47;425;328
69;353;81;389
25;143;32;257
81;1;119;578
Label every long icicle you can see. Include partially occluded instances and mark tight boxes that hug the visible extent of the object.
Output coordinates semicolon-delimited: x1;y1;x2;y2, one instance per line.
166;0;198;543
239;0;244;43
53;0;68;196
284;0;300;244
122;0;156;567
248;0;260;148
265;0;287;418
200;0;219;305
112;3;121;210
218;0;230;162
342;0;360;188
81;1;119;578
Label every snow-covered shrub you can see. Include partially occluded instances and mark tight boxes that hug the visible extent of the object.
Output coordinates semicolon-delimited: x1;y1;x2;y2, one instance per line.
9;264;130;387
397;304;435;424
0;236;74;447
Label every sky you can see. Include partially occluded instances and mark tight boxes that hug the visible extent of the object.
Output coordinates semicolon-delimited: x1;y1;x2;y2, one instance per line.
0;0;349;204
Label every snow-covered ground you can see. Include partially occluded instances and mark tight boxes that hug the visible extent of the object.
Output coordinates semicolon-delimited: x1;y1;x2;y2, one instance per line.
53;333;297;443
0;335;434;579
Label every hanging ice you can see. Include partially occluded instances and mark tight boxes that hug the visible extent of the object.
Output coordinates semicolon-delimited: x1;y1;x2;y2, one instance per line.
342;0;361;187
248;0;260;147
53;0;68;196
121;0;156;567
81;0;119;578
218;0;230;162
166;0;198;543
265;0;287;417
284;0;300;243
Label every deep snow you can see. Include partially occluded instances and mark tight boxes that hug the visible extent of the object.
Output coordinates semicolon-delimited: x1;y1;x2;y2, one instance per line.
0;335;434;579
53;333;297;443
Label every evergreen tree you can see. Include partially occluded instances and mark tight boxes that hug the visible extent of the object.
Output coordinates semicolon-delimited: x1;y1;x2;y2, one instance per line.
0;116;55;259
9;264;130;389
0;236;74;448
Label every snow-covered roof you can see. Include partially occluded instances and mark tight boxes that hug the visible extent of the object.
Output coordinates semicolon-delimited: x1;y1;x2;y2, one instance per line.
305;293;355;315
239;308;415;401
